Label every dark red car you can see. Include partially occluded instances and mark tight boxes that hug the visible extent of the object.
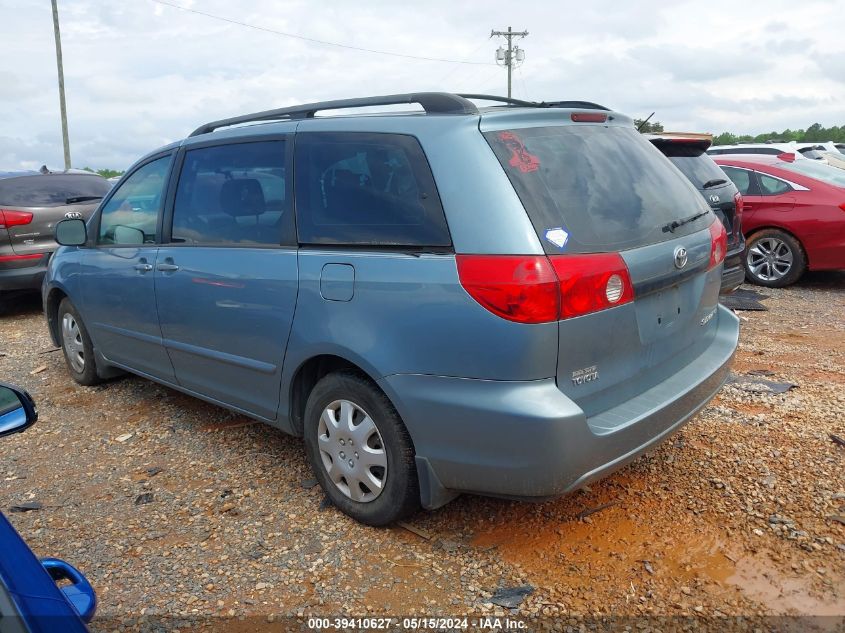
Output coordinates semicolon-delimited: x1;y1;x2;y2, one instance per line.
714;154;845;287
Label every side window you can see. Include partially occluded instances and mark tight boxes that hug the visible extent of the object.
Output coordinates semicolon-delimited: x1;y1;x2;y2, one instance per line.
757;173;792;196
294;132;451;247
98;156;171;245
720;166;752;195
171;141;287;246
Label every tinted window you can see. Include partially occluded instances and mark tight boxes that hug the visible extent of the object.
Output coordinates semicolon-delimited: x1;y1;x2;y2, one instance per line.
758;173;792;195
661;147;730;190
98;156;171;245
484;125;711;254
295;132;450;247
172;141;288;246
0;174;110;207
720;166;753;195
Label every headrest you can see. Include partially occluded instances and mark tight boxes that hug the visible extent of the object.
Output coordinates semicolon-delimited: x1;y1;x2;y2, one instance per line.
220;178;265;216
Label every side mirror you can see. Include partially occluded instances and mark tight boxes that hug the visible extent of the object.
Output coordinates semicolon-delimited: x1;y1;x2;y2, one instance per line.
113;225;144;245
0;383;38;438
55;218;87;246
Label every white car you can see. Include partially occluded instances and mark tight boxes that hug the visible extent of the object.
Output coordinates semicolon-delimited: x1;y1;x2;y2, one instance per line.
707;142;809;158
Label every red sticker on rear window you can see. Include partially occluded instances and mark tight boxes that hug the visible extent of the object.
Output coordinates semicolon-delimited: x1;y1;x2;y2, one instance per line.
498;131;541;173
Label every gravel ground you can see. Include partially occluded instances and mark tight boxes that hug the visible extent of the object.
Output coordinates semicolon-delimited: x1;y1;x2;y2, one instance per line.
0;274;843;631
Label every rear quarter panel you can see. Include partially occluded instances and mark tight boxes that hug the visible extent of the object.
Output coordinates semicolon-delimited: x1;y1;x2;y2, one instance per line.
282;249;559;383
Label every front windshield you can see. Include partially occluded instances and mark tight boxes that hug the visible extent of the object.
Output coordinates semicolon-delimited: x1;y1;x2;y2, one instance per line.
779;159;845;188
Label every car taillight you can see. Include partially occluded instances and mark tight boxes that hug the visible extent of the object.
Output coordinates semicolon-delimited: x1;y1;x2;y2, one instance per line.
733;192;744;219
455;255;560;324
549;253;634;319
839;202;845;212
0;209;33;229
708;219;728;270
0;253;43;263
456;252;634;323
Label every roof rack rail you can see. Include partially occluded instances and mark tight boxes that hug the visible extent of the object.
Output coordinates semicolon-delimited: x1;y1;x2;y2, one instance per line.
459;94;610;111
458;94;537;107
189;92;479;137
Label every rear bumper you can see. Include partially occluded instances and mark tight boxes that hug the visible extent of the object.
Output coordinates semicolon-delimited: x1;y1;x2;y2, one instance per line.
381;305;739;509
0;261;48;292
719;242;745;295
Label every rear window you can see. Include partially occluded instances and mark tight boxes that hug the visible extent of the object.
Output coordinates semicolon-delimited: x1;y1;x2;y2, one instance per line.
658;145;731;190
0;174;110;207
484;125;711;254
294;132;450;247
777;159;845;188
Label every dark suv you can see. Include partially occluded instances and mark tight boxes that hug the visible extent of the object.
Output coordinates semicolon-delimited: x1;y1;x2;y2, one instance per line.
648;134;745;294
0;170;110;295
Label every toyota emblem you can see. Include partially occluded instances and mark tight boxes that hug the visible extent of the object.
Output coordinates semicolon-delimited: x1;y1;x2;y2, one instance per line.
674;246;688;269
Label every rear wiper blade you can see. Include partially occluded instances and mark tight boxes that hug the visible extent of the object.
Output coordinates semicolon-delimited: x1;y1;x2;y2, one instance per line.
701;178;728;189
662;210;709;233
65;195;103;204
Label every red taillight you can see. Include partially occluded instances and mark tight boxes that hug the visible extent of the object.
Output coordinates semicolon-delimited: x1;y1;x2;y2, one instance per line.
456;252;634;323
455;255;560;324
777;152;796;162
570;112;608;123
839;202;845;212
0;253;42;263
0;209;33;229
708;219;728;270
549;253;634;319
734;191;745;218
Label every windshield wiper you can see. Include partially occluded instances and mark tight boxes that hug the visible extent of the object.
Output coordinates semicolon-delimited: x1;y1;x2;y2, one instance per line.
701;178;727;189
662;210;709;233
65;195;103;204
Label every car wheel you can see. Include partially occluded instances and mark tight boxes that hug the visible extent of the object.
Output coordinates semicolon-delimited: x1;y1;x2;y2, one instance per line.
58;298;102;386
744;229;806;288
303;371;419;526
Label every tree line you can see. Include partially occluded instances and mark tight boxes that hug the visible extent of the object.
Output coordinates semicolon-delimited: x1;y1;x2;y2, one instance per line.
81;167;123;179
634;120;845;145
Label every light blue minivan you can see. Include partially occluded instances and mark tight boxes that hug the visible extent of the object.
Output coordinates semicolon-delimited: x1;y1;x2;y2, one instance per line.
45;93;738;525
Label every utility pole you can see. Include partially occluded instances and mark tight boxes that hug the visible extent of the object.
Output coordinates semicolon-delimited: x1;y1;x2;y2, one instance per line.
491;26;528;98
51;0;71;170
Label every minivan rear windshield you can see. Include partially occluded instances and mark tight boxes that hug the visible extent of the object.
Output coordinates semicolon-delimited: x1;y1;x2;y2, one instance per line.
0;175;111;208
484;125;712;254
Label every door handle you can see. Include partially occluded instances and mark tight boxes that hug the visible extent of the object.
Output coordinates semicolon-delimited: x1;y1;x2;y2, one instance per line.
133;263;153;272
157;263;180;272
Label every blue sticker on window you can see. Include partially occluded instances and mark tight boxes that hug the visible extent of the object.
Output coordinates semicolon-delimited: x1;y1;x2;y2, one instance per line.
545;227;569;250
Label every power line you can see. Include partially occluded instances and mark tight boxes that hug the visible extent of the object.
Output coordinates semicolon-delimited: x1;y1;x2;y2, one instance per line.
439;37;496;84
149;0;494;66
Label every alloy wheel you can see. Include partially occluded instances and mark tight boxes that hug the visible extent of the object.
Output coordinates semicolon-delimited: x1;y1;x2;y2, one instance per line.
747;237;793;282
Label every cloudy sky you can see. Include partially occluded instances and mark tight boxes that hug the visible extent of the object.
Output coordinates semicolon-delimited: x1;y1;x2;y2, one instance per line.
2;0;843;171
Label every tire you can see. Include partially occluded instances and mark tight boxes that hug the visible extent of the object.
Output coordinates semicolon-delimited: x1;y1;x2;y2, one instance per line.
303;371;419;526
744;229;806;288
58;298;102;386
